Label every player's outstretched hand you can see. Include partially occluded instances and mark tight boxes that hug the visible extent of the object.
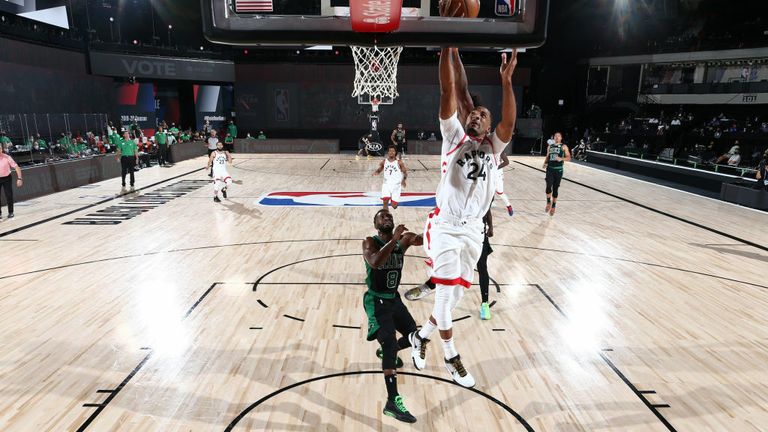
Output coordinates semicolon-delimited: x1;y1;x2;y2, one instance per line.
393;224;407;240
499;49;518;83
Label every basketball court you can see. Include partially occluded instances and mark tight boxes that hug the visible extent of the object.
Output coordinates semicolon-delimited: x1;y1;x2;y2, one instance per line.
1;154;766;431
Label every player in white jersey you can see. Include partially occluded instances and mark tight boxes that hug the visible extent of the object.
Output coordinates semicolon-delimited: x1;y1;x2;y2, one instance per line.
494;152;514;216
409;47;518;388
206;140;232;203
373;145;408;210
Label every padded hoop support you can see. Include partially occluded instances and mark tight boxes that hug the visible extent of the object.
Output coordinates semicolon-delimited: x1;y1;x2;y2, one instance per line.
349;0;404;33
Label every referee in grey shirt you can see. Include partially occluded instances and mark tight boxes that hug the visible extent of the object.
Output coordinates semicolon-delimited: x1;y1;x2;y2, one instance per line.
206;129;219;177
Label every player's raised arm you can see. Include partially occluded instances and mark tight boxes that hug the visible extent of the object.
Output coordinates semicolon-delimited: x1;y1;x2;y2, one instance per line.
362;224;406;267
451;48;474;124
399;232;423;251
494;50;518;145
439;48;457;120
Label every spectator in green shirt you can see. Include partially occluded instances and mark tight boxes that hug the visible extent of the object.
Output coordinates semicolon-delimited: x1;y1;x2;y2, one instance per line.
227;120;238;139
257;131;267;140
224;134;234;152
245;133;256;140
169;123;180;137
0;131;12;151
116;132;138;188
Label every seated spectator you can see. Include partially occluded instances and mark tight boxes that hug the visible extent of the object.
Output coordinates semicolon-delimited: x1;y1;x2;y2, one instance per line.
428;132;438;141
727;147;741;166
257;131;267;140
757;150;768;191
245;133;256;140
716;144;740;164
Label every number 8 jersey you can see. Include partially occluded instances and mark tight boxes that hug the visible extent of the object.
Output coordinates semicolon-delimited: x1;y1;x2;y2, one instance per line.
437;112;510;220
364;236;404;299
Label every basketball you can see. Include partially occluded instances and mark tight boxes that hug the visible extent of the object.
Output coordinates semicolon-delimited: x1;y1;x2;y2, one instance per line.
439;0;480;18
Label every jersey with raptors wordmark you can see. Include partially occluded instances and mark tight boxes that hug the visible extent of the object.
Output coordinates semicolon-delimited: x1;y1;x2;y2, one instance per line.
212;151;229;175
437;112;509;219
383;158;403;184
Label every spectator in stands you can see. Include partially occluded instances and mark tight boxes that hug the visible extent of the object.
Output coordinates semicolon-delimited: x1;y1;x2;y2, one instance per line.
224;133;234;152
727;146;741;167
245;133;256;140
0;145;22;219
257;131;267;140
428;132;437;141
35;134;47;150
0;131;12;151
227;120;238;140
756;150;768;191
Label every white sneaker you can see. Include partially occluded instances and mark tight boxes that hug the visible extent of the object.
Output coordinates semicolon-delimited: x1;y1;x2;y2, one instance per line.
444;355;475;388
409;331;428;370
404;283;435;301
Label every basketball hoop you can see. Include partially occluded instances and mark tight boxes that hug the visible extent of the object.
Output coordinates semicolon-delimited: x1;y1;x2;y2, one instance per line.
351;45;403;105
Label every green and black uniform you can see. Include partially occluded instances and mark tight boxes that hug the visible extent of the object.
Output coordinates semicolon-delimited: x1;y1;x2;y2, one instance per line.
363;235;417;370
155;131;169;166
545;141;566;198
117;138;138;186
393;129;406;155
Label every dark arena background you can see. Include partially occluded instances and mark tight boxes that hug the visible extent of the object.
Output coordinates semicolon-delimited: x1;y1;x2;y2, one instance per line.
0;0;767;431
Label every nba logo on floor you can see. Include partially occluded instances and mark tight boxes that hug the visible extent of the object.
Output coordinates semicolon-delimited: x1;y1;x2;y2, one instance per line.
258;191;436;207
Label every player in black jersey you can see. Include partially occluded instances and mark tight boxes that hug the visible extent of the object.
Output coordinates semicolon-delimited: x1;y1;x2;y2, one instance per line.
362;209;424;424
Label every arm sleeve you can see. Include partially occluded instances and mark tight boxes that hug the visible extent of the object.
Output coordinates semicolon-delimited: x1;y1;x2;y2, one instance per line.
439;111;464;155
490;130;510;156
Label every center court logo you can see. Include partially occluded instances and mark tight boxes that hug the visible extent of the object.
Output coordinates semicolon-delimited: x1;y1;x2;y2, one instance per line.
258;191;436;207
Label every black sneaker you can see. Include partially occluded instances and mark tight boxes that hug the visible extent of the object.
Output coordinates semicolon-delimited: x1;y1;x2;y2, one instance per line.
376;347;404;368
7;213;13;219
383;395;416;423
214;196;221;203
222;188;227;199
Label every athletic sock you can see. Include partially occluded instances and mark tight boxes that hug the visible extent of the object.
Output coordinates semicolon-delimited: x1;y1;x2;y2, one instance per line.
551;202;557;207
418;320;437;339
442;338;458;359
499;193;511;208
384;374;398;401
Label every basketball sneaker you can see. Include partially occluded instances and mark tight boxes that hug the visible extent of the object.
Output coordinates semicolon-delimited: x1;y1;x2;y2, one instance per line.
545;202;551;213
383;395;416;423
404;283;434;301
445;355;475;388
222;188;227;198
480;302;491;320
550;205;556;216
214;196;221;203
506;205;514;216
409;331;429;370
356;155;360;160
376;347;404;368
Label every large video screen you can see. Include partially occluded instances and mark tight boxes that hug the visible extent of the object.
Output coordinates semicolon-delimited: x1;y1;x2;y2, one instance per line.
0;0;70;29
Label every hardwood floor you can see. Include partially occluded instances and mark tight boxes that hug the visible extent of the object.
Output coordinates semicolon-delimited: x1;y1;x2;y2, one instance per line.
0;154;765;431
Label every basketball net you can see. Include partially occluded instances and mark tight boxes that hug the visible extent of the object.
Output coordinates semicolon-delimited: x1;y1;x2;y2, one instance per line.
351;45;403;105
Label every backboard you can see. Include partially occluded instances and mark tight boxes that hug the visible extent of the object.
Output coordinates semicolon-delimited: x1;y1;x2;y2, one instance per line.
201;0;548;48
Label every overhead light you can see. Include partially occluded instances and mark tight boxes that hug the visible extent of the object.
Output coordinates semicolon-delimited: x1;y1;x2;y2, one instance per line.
109;17;114;22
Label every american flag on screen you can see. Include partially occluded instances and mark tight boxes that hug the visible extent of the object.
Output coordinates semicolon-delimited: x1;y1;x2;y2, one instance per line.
235;0;273;12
